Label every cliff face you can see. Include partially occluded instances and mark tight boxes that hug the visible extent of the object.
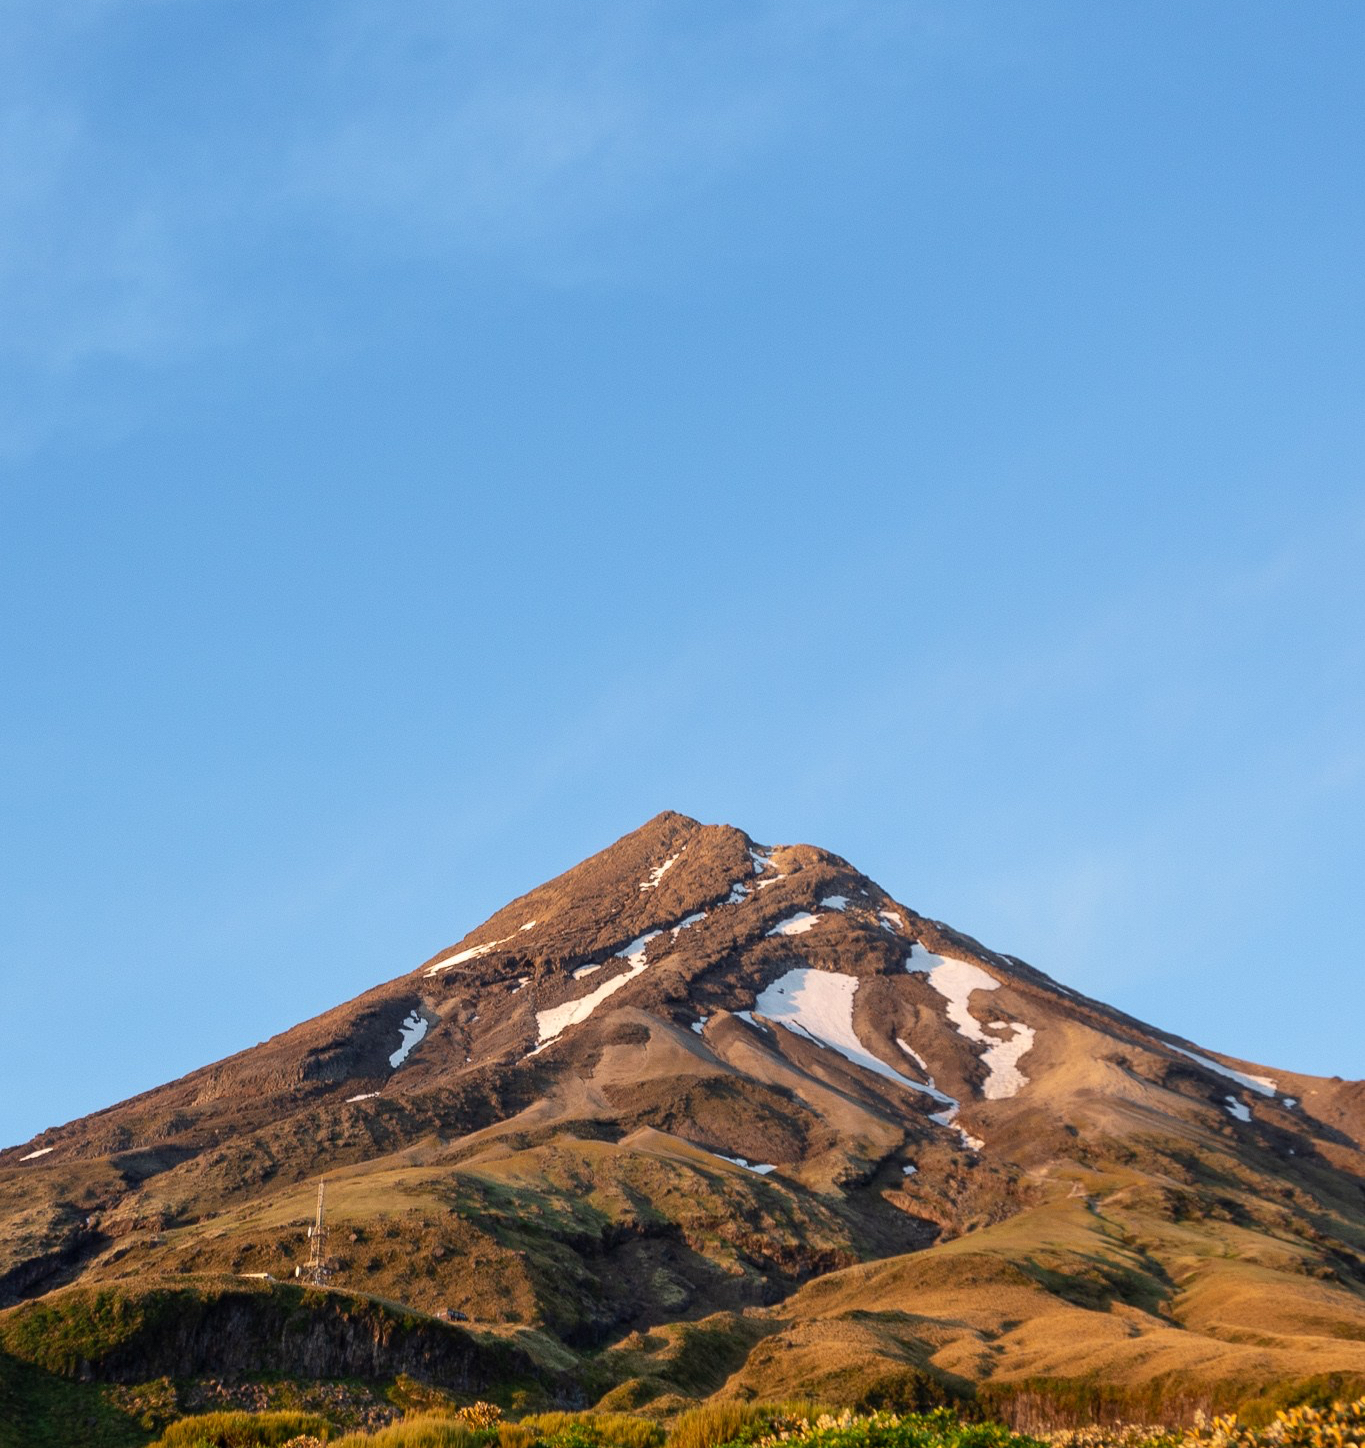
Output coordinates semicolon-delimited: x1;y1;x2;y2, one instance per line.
1;1282;544;1390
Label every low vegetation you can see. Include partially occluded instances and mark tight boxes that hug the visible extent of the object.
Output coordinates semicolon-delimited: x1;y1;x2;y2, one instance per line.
154;1411;332;1447
6;1370;1365;1448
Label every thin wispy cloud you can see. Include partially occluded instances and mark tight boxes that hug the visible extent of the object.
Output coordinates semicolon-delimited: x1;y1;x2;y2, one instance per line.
0;1;959;455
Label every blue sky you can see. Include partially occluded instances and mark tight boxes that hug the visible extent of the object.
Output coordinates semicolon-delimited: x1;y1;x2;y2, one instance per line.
2;1;1362;1150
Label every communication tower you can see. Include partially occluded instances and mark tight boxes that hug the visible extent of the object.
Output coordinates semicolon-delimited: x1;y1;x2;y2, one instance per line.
303;1179;329;1286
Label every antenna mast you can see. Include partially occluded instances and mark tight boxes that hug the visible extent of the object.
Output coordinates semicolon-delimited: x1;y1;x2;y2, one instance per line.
305;1179;329;1286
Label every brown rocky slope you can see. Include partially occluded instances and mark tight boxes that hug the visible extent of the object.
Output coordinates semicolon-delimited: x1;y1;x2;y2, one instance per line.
3;811;1364;1424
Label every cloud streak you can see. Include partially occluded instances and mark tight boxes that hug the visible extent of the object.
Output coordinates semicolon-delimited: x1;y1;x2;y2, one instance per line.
0;1;958;455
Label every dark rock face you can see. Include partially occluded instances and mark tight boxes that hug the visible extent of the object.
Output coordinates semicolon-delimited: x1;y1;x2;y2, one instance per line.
2;811;1364;1411
84;1287;541;1389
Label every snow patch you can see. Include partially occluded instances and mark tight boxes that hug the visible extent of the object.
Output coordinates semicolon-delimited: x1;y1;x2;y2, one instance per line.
752;968;907;1085
893;1039;958;1107
520;920;537;931
928;1104;982;1151
427;938;507;976
19;1146;53;1161
534;930;662;1046
767;912;819;937
820;895;849;911
1225;1096;1252;1123
572;964;601;980
896;1039;929;1074
671;911;707;938
691;1016;709;1035
1284;1097;1299;1109
717;1153;777;1175
910;944;1035;1100
346;1092;380;1103
903;1163;918;1176
512;976;531;992
640;852;681;890
726;882;750;905
750;847;774;875
389;1011;428;1069
878;909;908;934
1166;1043;1277;1098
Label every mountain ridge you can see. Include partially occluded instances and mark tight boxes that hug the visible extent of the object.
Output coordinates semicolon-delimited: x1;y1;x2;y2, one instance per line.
3;811;1364;1425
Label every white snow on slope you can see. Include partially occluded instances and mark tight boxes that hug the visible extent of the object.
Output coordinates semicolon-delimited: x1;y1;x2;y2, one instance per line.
909;944;1035;1100
1225;1096;1252;1123
903;1163;918;1176
640;853;681;890
572;963;601;980
19;1146;53;1161
692;1016;709;1035
893;1039;958;1107
752;968;908;1085
748;968;972;1126
750;847;774;875
427;922;535;976
716;1153;777;1174
426;938;507;975
726;882;750;905
534;930;662;1046
346;1092;380;1103
879;909;908;934
821;895;849;911
389;1011;428;1069
672;911;706;938
977;1028;1036;1099
767;912;819;937
896;1039;930;1075
1167;1043;1277;1098
512;976;531;991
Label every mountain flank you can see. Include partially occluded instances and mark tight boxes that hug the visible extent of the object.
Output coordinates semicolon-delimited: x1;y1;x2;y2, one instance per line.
3;811;1364;1434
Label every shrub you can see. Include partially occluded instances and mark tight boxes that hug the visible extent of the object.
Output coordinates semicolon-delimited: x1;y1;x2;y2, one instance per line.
1182;1399;1365;1448
518;1412;665;1448
1039;1399;1365;1448
720;1408;1043;1448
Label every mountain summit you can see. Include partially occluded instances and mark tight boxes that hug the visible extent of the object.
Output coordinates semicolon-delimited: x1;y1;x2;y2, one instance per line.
4;812;1365;1420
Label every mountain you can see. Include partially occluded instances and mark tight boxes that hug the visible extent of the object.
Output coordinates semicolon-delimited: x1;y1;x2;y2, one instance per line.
3;811;1365;1433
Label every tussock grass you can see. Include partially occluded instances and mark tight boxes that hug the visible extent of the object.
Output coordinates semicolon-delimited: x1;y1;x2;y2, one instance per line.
326;1408;666;1448
666;1400;831;1448
153;1408;332;1446
329;1415;486;1448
